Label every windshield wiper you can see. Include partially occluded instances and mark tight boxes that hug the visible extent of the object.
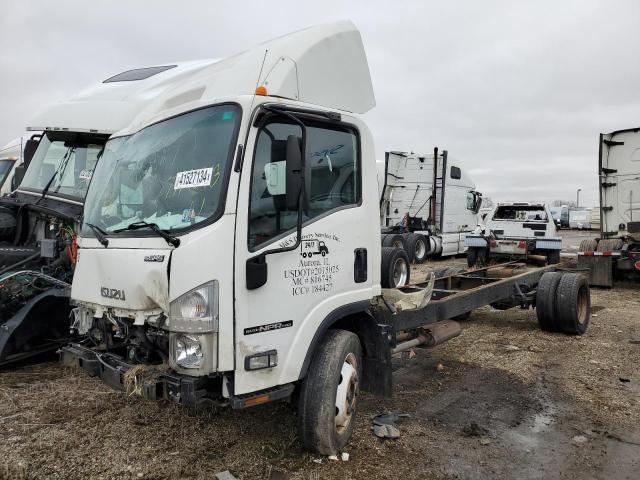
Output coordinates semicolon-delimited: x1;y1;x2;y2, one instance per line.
86;223;109;247
113;221;180;247
35;146;74;205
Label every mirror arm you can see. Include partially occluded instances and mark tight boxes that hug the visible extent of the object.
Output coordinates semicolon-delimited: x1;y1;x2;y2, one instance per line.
246;108;307;290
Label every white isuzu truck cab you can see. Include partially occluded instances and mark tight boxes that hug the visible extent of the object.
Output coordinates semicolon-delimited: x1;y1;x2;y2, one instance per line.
61;21;593;454
65;21;381;453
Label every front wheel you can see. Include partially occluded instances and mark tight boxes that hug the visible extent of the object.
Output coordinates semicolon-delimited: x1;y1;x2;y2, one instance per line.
297;330;362;455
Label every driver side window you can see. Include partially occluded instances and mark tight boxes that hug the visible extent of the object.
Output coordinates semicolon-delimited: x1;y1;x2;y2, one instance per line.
248;119;360;250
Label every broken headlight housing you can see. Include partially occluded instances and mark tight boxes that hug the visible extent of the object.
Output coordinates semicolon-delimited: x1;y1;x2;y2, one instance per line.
167;281;219;333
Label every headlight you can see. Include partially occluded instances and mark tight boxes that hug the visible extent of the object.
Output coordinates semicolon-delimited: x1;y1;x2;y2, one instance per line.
168;281;218;332
174;334;203;369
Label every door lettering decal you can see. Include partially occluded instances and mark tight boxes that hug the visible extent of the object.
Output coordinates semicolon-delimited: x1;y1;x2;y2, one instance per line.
279;232;341;296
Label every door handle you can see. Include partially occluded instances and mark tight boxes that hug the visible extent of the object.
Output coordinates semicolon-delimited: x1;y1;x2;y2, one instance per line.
354;248;367;283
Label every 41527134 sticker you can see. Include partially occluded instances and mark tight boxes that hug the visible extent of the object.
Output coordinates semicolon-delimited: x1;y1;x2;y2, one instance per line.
174;167;214;190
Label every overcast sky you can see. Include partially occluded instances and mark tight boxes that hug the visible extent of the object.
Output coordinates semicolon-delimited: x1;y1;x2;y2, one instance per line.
2;0;640;207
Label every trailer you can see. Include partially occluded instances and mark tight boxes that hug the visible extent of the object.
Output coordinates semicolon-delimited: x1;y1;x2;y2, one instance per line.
578;128;640;286
59;21;591;456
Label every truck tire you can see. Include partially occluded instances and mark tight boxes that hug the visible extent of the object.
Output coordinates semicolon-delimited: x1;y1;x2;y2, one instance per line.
546;250;561;265
578;239;597;252
0;209;16;239
298;329;362;455
467;247;488;268
404;233;428;263
381;247;411;287
535;272;564;331
382;234;407;251
596;238;622;252
467;247;478;267
555;273;590;335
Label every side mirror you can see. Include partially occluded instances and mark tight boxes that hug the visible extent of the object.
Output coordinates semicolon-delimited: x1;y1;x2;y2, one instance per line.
11;165;26;191
23;137;40;168
285;135;304;211
473;193;483;214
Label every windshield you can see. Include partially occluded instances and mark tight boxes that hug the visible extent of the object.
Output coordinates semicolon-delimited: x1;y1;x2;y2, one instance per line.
19;133;105;199
0;159;15;188
82;105;240;236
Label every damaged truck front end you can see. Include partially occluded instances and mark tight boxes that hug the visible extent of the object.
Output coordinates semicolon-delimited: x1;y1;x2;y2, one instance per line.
0;132;107;366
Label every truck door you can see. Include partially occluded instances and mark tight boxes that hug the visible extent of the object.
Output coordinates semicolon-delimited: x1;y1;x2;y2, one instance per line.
232;111;374;396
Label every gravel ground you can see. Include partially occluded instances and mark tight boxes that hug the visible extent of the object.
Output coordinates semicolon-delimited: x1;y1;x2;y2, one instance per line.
1;231;639;480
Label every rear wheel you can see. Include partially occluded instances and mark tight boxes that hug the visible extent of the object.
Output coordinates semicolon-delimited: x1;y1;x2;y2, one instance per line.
578;239;597;252
546;250;561;265
405;233;428;263
381;247;411;288
596;238;623;252
382;233;407;251
467;247;478;268
555;273;590;335
536;272;564;331
298;329;362;455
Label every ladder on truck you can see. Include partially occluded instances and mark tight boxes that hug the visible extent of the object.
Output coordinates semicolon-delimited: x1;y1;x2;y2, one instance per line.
429;147;447;234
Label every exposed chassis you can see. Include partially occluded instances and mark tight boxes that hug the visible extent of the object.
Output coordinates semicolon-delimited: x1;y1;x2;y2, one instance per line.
61;262;574;409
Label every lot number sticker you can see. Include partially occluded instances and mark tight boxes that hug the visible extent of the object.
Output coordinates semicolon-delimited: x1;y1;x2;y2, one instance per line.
174;167;214;190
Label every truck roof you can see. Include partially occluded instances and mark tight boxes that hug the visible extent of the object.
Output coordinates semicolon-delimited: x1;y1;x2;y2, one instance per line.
0;137;25;160
26;59;219;135
497;202;546;207
603;127;640;136
114;20;375;137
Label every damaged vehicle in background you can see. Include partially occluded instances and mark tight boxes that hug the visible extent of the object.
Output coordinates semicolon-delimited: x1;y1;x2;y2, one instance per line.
0;59;219;367
465;202;562;267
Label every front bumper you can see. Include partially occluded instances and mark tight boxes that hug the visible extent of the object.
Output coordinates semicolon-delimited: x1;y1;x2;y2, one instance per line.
60;343;296;409
60;343;213;408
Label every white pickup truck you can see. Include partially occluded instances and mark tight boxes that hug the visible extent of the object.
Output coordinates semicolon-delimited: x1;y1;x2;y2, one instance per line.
465;202;562;266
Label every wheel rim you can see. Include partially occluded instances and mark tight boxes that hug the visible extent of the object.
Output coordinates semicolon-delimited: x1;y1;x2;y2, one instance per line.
577;287;588;324
335;352;358;433
392;258;408;286
415;239;426;259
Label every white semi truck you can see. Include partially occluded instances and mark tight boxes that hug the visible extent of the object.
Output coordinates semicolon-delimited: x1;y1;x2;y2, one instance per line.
0;137;28;196
378;150;482;262
61;21;592;454
0;60;219;366
578;127;640;286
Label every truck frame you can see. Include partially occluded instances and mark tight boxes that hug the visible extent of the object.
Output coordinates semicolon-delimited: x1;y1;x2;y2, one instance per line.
59;22;591;455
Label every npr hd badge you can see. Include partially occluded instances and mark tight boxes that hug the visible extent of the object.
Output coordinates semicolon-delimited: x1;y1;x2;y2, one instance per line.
244;320;293;335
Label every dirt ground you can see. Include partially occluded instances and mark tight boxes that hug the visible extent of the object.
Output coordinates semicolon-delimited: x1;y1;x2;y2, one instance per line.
1;230;639;480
